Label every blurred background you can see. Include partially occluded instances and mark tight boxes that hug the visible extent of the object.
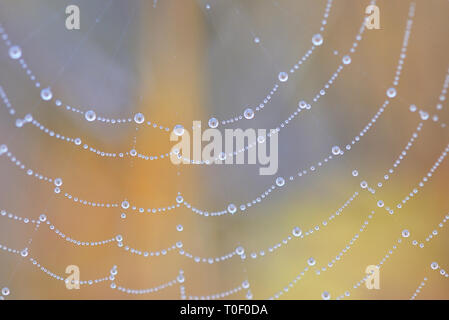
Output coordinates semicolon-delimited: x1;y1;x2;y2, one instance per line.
0;0;448;299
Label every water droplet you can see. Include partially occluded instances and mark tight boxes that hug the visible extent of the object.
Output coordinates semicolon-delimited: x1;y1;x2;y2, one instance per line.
244;108;254;120
40;88;53;101
218;152;227;161
115;235;123;242
409;104;417;112
312;34;323;46
254;37;260;44
1;287;10;296
173;125;185;136
176;195;184;204
276;177;285;187
321;291;331;300
292;227;302;237
54;178;63;187
24;114;33;122
278;72;288;82
360;181;368;189
176;224;184;232
377;200;384;208
236;246;245;255
20;248;28;257
177;274;185;283
331;146;341;155
298;100;308;109
0;144;8;155
9;45;22;59
242;280;250;289
85;110;96;122
419;110;429;120
386;87;397;98
208;117;218;128
431;262;439;270
39;214;47;222
307;257;316;266
121;200;130;210
402;229;410;238
342;55;351;65
134;113;145;124
227;204;237;214
352;170;359;177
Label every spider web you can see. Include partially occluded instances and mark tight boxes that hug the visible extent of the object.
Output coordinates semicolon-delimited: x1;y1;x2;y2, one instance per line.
0;0;448;300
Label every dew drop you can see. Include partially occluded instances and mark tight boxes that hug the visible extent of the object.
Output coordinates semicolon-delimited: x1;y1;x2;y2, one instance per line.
402;229;410;238
278;72;288;82
331;145;341;155
360;181;368;189
342;55;351;65
298;100;308;109
40;88;53;101
54;178;63;187
244;108;254;120
121;200;130;210
321;291;331;300
39;214;47;222
386;87;397;98
208;117;218;128
409;104;417;112
9;45;22;59
1;287;10;296
218;152;226;161
176;224;184;232
275;177;285;187
236;246;245;255
352;170;359;177
292;227;302;237
176;195;184;204
20;248;28;257
85;110;97;122
431;262;439;270
173;124;185;136
0;144;8;155
134;113;145;124
377;200;384;208
419;110;429;120
307;257;316;266
312;33;323;46
227;204;237;214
